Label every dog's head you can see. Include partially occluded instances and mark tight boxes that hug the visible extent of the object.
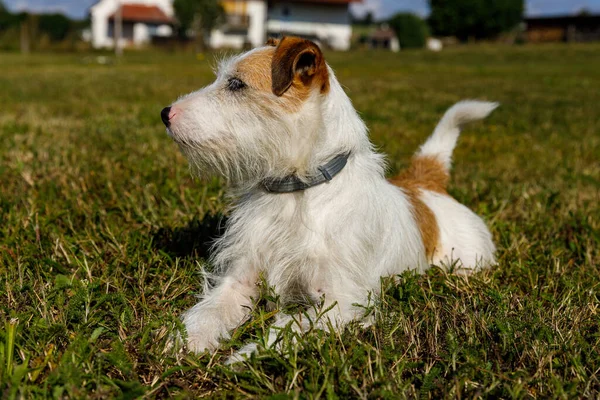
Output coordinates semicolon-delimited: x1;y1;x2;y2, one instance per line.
162;37;336;185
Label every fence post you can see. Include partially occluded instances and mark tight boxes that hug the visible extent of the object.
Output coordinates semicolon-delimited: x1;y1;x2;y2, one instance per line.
115;0;123;56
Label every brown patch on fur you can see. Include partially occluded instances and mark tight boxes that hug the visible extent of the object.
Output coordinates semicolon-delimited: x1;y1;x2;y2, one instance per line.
389;155;450;260
235;38;330;113
391;156;449;194
236;48;275;93
403;187;440;260
271;36;329;97
235;48;306;113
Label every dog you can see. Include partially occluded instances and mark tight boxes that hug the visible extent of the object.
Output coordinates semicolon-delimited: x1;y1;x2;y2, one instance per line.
161;37;497;361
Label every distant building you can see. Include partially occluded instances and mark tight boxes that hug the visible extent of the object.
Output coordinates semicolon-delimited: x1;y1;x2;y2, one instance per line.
212;0;360;51
525;14;600;43
363;26;441;53
90;0;359;51
90;0;174;48
367;26;399;52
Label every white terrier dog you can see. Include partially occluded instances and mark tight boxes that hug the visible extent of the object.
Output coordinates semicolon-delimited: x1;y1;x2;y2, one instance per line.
161;37;497;361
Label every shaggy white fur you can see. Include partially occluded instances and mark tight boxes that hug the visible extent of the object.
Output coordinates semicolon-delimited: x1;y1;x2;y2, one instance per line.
161;38;497;362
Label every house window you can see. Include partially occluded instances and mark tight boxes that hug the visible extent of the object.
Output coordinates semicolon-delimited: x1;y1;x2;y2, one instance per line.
108;21;134;40
147;24;158;36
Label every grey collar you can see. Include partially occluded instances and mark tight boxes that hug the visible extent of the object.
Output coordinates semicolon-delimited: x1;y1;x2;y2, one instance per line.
262;152;350;193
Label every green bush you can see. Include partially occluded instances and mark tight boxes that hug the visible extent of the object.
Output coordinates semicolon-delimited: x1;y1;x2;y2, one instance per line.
388;13;429;49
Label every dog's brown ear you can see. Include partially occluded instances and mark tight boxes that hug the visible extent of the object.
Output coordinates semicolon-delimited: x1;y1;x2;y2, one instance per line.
271;37;329;97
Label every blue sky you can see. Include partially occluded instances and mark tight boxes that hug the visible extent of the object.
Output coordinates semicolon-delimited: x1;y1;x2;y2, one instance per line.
4;0;600;19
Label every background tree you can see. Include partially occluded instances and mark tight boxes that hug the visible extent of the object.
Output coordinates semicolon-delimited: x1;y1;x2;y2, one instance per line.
173;0;224;51
0;1;18;31
428;0;524;41
38;13;72;42
577;8;592;17
351;10;375;26
388;13;429;49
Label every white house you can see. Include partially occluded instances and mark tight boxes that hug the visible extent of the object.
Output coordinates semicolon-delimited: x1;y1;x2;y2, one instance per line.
91;0;358;51
211;0;359;51
90;0;174;48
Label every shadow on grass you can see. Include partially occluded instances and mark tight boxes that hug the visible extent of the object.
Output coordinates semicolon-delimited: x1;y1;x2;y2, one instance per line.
152;213;227;259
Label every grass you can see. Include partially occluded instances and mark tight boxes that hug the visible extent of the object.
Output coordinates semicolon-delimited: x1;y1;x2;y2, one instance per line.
1;43;599;398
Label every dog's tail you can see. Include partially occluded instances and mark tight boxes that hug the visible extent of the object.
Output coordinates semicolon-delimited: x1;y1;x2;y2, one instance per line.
392;101;497;192
416;100;498;172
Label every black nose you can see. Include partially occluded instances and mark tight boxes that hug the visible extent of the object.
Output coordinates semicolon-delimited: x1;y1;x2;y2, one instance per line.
161;107;171;127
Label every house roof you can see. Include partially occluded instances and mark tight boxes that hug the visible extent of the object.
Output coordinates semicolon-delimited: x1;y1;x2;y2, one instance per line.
109;4;173;24
370;28;396;41
524;14;600;24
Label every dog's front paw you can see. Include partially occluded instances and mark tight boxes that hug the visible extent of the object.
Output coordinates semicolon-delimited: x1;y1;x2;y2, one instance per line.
185;332;220;354
183;317;222;353
225;343;258;365
182;306;229;354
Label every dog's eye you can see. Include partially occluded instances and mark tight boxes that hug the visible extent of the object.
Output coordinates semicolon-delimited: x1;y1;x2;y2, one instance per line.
227;77;246;92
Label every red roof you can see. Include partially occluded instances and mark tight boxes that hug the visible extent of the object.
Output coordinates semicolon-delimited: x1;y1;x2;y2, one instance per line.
109;4;173;24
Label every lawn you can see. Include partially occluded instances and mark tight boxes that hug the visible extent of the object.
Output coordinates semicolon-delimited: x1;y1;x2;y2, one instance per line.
1;43;599;398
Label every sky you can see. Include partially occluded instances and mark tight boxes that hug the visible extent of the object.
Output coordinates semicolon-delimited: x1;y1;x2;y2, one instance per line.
4;0;600;20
